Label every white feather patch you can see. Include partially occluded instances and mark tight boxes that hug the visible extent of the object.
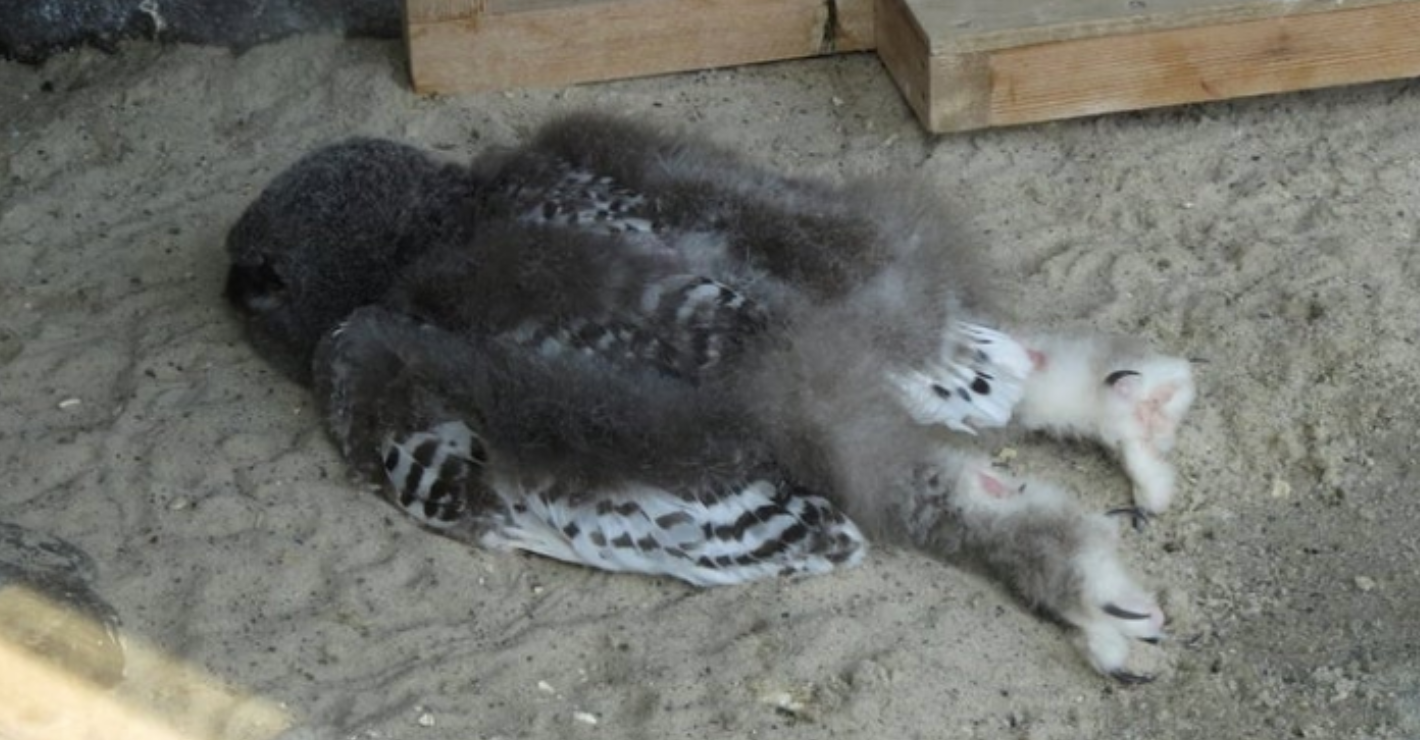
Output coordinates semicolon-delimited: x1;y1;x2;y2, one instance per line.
890;322;1033;432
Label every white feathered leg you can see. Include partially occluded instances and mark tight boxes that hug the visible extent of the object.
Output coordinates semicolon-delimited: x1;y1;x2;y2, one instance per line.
1014;334;1196;514
903;453;1165;681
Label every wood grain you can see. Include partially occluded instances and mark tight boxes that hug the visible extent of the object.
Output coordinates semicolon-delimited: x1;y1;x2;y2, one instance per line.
984;2;1420;127
905;0;1412;53
880;0;1420;132
874;0;931;122
407;0;876;94
0;587;290;740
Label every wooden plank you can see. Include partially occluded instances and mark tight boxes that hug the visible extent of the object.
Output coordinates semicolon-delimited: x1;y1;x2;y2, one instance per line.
407;0;876;94
1;638;196;740
986;4;1420;127
0;587;290;740
908;0;1410;53
876;0;984;131
874;0;928;123
880;0;1420;132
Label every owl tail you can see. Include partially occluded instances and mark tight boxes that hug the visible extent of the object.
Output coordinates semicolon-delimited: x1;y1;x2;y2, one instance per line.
889;322;1035;433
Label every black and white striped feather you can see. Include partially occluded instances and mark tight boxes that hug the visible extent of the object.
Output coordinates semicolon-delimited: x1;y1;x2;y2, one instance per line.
314;303;865;585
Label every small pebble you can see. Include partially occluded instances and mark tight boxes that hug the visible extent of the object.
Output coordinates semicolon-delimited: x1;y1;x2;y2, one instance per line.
58;397;82;410
1354;576;1377;592
416;712;435;728
572;711;598;726
537;680;556;694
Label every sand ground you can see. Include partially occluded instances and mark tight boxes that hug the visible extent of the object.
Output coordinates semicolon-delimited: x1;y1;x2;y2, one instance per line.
1;35;1417;740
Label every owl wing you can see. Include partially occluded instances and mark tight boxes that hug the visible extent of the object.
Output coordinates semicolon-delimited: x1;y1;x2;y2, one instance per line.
313;304;864;586
477;116;1034;432
490;270;767;385
482;473;865;587
480;113;903;299
385;221;770;385
488;155;660;237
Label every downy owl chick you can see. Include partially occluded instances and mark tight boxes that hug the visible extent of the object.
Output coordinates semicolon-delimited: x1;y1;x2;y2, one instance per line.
225;113;1196;681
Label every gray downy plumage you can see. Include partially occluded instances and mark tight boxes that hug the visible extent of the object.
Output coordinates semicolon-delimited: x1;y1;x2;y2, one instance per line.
224;137;481;383
224;112;1188;680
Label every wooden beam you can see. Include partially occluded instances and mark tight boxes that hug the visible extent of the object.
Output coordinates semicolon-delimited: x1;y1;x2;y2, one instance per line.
879;0;1420;132
407;0;875;94
0;587;290;740
1;638;195;740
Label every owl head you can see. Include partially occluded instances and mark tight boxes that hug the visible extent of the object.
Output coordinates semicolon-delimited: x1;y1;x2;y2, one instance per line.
224;138;481;384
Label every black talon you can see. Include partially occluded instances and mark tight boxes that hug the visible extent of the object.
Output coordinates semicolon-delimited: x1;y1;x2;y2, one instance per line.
1104;369;1141;386
1110;670;1156;686
1103;603;1153;621
1107;506;1151;532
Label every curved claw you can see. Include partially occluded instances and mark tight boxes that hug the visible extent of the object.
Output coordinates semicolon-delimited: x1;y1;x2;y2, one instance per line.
1104;369;1141;386
1103;603;1153;621
1110;670;1156;686
1107;506;1151;532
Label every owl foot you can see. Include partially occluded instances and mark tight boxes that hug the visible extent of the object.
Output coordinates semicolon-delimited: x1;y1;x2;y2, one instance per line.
1107;506;1152;532
950;462;1165;680
1066;540;1167;680
1015;335;1196;513
1102;358;1195;513
889;322;1034;433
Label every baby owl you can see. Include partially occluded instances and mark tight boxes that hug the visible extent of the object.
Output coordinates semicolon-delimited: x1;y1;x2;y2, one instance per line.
225;113;1195;681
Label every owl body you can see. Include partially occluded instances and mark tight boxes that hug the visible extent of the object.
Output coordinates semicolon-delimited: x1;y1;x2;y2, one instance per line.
226;114;1195;680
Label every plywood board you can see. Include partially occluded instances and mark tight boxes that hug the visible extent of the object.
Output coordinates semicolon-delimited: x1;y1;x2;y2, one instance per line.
879;0;1420;132
407;0;875;94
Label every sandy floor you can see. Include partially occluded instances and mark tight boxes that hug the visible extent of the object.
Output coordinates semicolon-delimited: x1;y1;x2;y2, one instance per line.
2;35;1417;740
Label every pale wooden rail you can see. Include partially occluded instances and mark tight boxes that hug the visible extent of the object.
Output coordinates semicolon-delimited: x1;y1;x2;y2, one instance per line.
405;0;1420;131
879;0;1420;132
406;0;874;93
